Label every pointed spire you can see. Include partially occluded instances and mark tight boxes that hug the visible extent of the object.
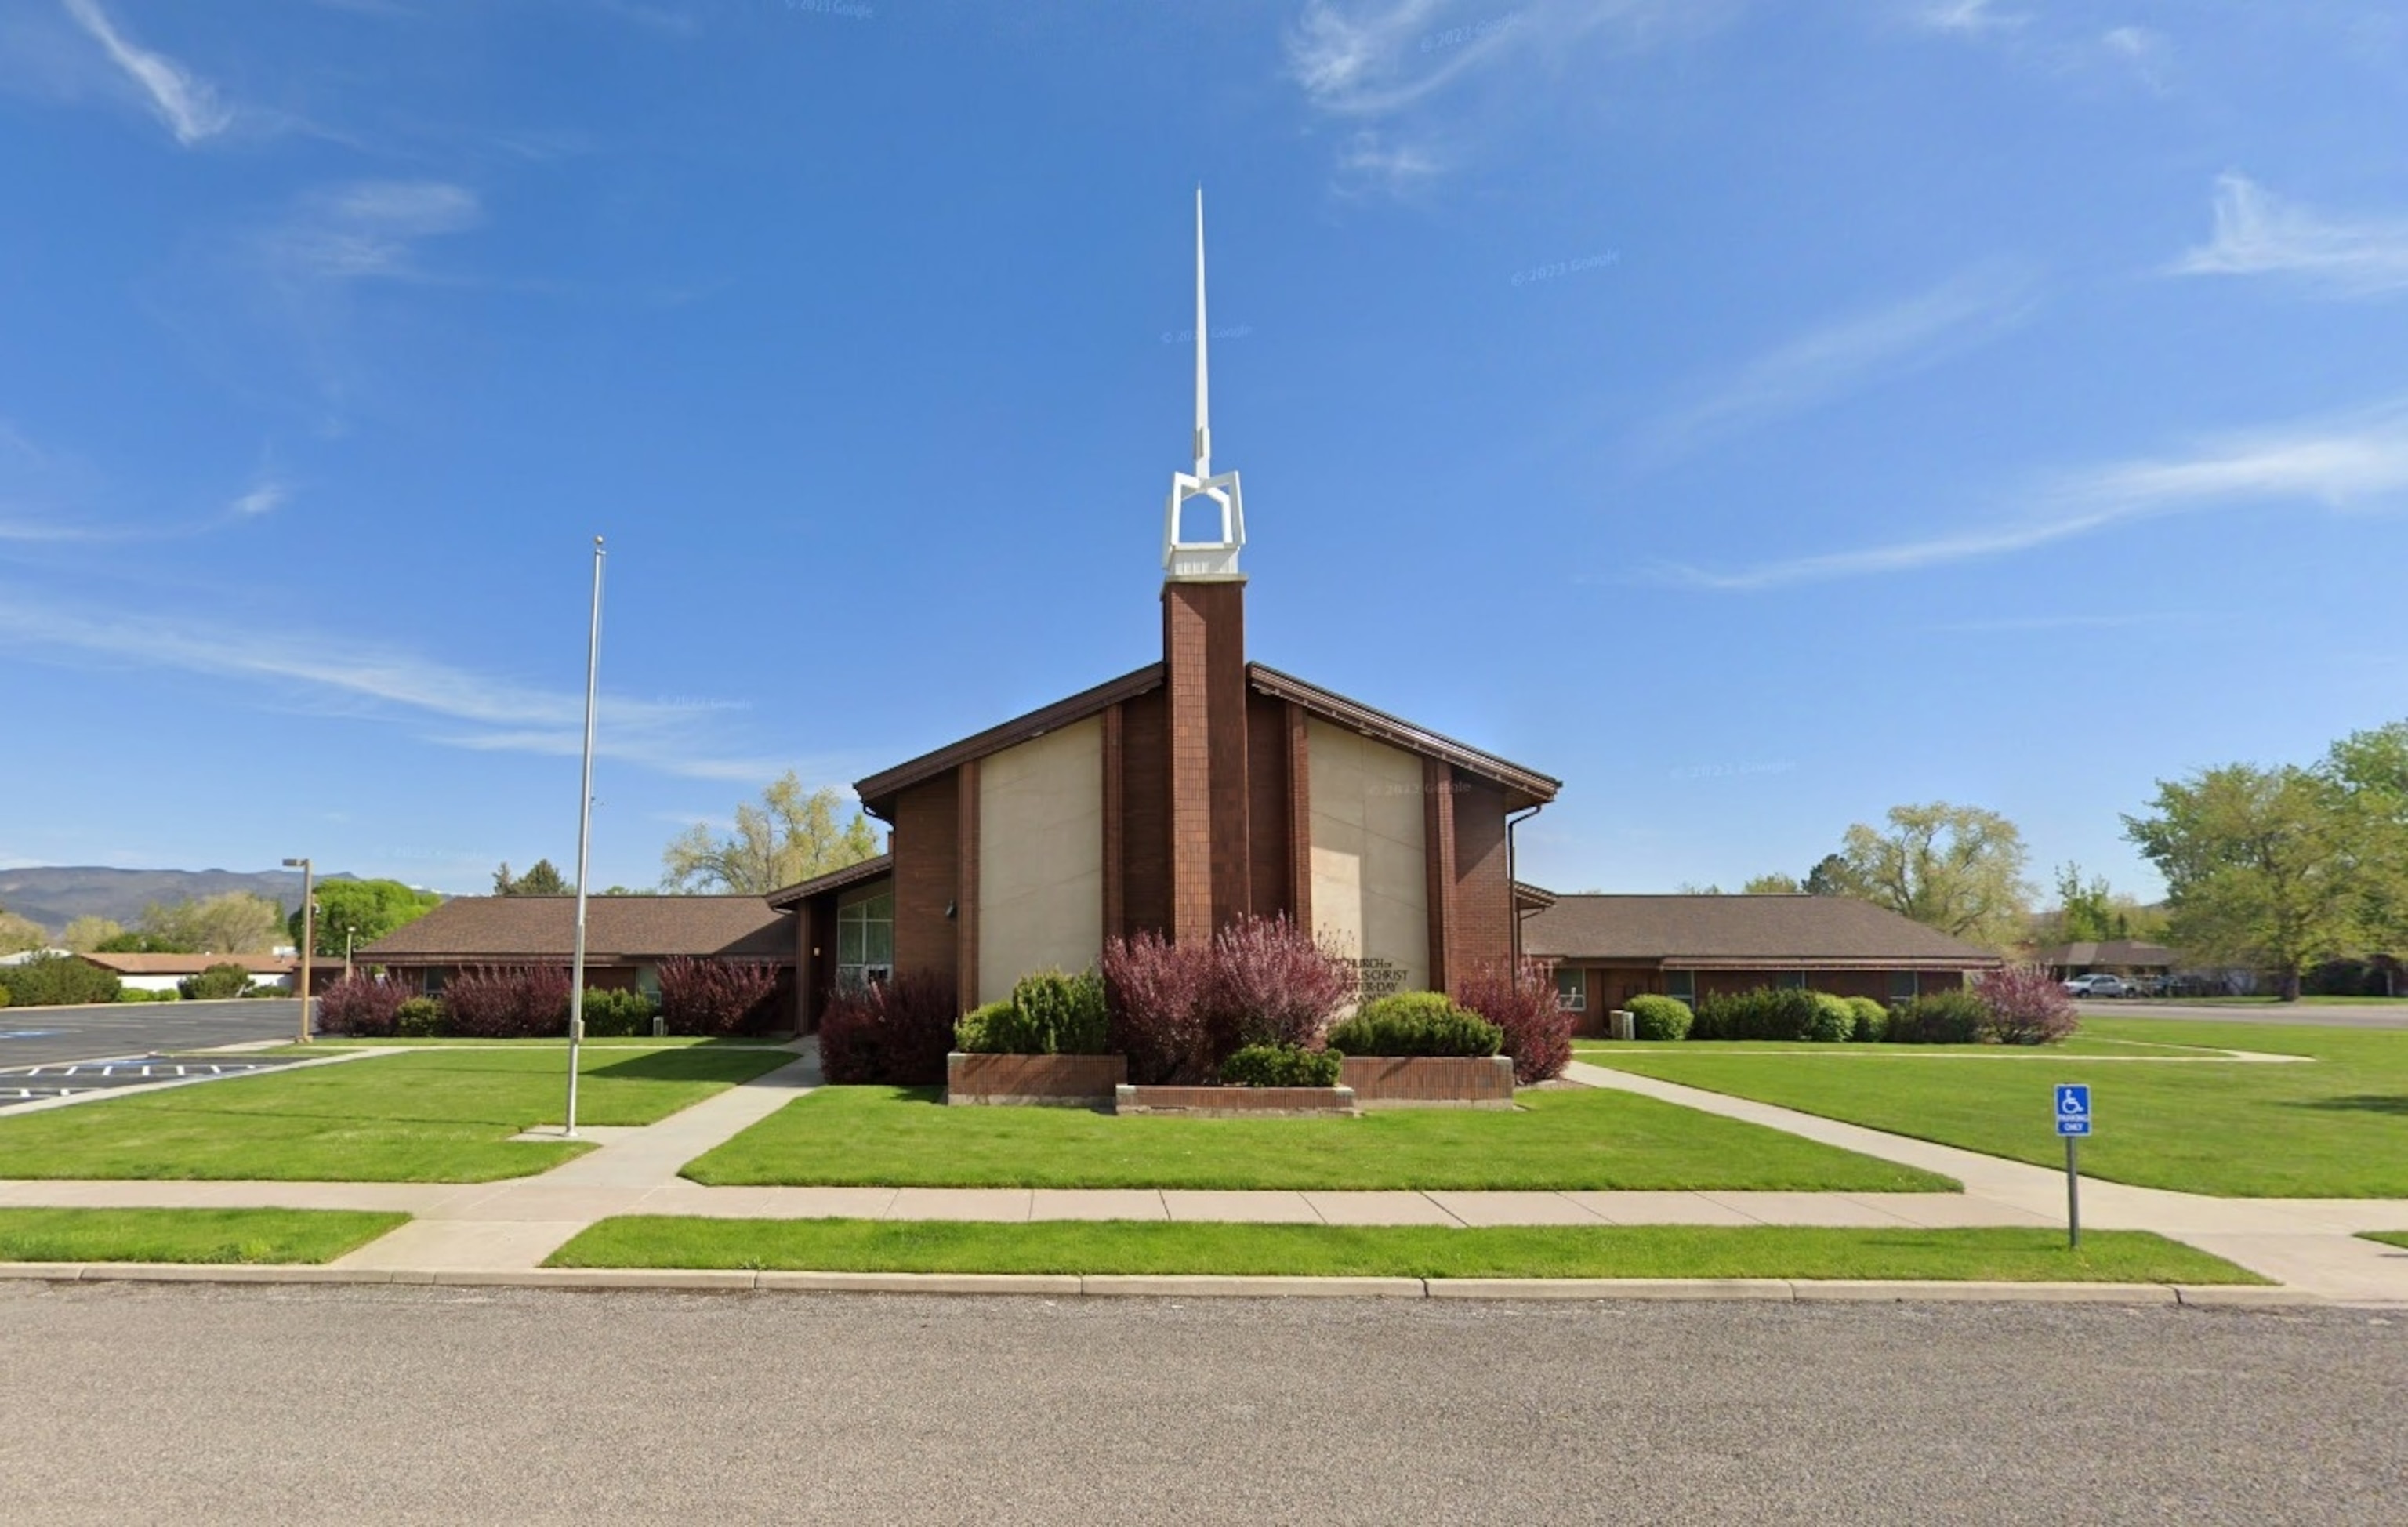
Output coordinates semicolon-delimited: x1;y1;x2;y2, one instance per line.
1165;186;1245;580
1194;185;1210;480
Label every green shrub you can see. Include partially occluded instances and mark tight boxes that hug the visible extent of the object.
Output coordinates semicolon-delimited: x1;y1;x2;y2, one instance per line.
1625;994;1692;1041
396;996;447;1037
0;952;123;1007
114;988;179;1004
1845;996;1888;1043
578;987;657;1038
953;999;1015;1054
1692;986;1826;1042
1325;991;1503;1057
1886;988;1989;1045
1218;1043;1343;1088
0;985;9;1010
958;971;1111;1055
240;983;287;998
178;963;254;1001
1806;992;1855;1043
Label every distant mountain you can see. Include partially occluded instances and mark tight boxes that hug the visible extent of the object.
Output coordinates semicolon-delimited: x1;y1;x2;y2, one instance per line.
0;866;358;937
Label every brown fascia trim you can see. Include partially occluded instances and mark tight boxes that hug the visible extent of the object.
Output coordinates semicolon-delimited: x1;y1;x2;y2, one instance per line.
854;664;1166;816
1512;881;1559;910
1246;664;1561;808
765;855;895;910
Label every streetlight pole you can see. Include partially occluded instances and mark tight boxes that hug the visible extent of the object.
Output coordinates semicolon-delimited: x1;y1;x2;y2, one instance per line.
282;857;314;1044
564;536;605;1139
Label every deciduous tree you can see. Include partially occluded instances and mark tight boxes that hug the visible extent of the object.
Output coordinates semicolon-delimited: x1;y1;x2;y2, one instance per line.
1741;873;1802;894
138;893;284;955
492;860;571;897
0;909;47;955
659;772;883;894
1837;802;2033;950
288;880;444;957
59;916;125;952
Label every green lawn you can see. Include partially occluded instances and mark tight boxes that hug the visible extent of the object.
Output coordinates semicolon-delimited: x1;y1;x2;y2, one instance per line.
0;1208;409;1264
2361;1231;2408;1250
268;1037;787;1054
0;1046;790;1182
549;1216;2259;1283
1582;1017;2408;1197
681;1085;1955;1192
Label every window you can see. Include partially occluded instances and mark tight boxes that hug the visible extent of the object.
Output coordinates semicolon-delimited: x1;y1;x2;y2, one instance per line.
1664;970;1695;1005
422;968;444;996
1888;970;1920;1003
836;890;894;992
636;963;662;1004
1775;971;1808;991
1554;967;1587;1013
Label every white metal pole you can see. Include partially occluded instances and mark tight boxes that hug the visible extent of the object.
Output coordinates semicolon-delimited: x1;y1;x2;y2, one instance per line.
565;536;604;1138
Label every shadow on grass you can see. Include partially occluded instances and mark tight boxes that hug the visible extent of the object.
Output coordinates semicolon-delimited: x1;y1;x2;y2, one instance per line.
2295;1094;2408;1116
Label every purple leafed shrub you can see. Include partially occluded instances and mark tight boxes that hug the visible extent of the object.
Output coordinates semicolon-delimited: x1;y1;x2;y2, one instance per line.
818;970;958;1085
317;975;408;1038
1456;959;1573;1084
443;966;572;1038
1102;916;1356;1084
658;956;783;1036
1975;964;2080;1046
1101;930;1216;1085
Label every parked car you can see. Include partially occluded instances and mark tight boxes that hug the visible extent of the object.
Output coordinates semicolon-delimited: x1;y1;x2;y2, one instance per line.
2062;974;2128;998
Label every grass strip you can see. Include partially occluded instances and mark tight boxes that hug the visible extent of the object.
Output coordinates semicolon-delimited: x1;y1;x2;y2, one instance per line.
2359;1231;2408;1250
0;1046;791;1183
0;1208;409;1264
682;1086;1955;1193
548;1217;2262;1284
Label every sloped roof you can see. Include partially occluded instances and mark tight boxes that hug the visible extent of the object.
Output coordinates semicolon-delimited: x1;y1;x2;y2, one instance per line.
766;854;894;910
1525;894;2001;970
360;896;792;965
2036;940;2179;968
79;952;296;977
852;661;1559;811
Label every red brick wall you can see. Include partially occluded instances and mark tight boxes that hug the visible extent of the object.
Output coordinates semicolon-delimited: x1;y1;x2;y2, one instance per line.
1452;776;1513;984
1162;580;1250;942
1423;756;1459;992
891;774;959;996
1119;687;1170;940
1246;688;1291;923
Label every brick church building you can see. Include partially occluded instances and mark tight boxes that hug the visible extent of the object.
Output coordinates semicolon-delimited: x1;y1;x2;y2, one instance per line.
774;196;1559;1026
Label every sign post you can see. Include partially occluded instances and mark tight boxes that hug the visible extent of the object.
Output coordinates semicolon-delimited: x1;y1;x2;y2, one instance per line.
2054;1083;2091;1249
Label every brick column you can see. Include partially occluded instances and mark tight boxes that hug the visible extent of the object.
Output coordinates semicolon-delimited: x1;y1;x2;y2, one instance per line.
1286;701;1312;934
956;759;981;1013
1162;578;1250;945
1102;702;1125;944
1423;757;1458;996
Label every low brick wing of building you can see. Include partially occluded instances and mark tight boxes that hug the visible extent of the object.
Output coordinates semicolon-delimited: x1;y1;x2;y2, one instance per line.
1525;892;2001;1032
360;895;796;1014
78;952;299;994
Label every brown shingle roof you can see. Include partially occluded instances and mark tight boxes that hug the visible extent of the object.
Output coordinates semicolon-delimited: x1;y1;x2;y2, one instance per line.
1524;894;2001;970
2036;940;2179;969
79;952;296;977
359;896;792;965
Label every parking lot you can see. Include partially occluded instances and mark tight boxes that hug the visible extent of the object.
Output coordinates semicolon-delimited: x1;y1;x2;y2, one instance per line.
0;998;308;1068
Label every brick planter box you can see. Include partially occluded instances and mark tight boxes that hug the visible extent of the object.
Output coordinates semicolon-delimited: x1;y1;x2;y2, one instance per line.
1337;1054;1516;1109
946;1052;1127;1107
1113;1084;1359;1118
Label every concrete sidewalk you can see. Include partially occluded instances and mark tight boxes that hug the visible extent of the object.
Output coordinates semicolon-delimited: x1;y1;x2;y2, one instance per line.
2;1045;2405;1301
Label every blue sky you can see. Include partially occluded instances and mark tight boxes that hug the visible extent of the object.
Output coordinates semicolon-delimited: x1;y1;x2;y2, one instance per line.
3;0;2405;903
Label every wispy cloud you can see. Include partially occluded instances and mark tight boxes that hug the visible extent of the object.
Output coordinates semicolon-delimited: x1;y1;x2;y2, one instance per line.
0;593;788;782
267;180;483;283
1653;401;2408;591
2170;173;2408;297
1912;1;2026;37
229;481;288;518
1642;262;2040;456
60;0;232;145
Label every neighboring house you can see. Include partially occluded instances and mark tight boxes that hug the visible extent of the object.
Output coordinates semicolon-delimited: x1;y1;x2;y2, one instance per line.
77;952;297;994
2036;940;2179;983
358;895;797;1018
1522;892;2003;1034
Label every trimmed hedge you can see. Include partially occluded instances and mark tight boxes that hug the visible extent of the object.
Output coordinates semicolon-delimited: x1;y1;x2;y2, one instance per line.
1218;1043;1344;1089
396;996;444;1037
178;963;255;1001
1845;996;1888;1043
1625;994;1692;1041
1886;988;1989;1045
318;975;408;1037
1325;992;1503;1058
578;986;658;1038
957;970;1112;1056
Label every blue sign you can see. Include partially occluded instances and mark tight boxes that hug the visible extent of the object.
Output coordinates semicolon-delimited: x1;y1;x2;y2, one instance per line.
2055;1083;2092;1137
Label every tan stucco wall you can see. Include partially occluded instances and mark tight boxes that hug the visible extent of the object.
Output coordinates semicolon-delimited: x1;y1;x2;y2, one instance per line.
977;716;1104;1003
1305;716;1428;995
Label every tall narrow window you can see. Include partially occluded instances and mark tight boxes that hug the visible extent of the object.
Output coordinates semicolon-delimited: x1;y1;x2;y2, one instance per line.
1554;967;1587;1013
1888;970;1920;1003
1664;970;1695;1006
836;890;895;992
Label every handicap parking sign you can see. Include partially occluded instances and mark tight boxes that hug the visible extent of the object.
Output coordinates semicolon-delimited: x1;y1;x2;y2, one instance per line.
2055;1083;2091;1137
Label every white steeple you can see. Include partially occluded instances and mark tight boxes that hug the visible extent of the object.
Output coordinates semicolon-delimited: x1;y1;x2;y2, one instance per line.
1165;187;1245;580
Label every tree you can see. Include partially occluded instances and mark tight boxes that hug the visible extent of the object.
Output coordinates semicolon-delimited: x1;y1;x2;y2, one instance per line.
2039;863;2168;947
492;860;571;897
0;909;46;956
1672;882;1724;895
1741;873;1802;894
659;772;883;894
95;930;194;954
1803;854;1857;898
287;880;444;958
2125;764;2357;1001
137;893;284;955
1837;802;2033;950
59;916;125;952
2324;721;2408;965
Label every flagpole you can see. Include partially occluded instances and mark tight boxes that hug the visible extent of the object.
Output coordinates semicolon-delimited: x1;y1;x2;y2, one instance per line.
565;535;604;1138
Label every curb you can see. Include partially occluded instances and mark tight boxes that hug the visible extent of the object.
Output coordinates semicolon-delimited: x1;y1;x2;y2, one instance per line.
0;1262;2359;1306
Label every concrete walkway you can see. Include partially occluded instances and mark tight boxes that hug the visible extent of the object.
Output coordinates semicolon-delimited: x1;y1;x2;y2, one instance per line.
2;1044;2406;1302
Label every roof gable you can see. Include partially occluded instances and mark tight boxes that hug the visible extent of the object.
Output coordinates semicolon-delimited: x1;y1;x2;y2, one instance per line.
1525;894;2000;967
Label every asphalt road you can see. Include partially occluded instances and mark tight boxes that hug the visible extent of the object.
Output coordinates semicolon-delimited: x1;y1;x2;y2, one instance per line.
2080;999;2408;1030
3;1285;2400;1525
0;997;307;1067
